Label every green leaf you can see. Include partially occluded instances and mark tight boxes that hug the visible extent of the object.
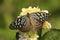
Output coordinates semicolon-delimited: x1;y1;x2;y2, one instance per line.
42;29;60;40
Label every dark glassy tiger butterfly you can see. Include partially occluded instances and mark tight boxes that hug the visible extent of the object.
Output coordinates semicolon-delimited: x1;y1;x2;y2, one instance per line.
9;11;50;32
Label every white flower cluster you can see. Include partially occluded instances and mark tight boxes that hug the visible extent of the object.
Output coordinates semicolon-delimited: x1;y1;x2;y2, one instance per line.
18;6;48;18
20;6;40;16
18;34;39;40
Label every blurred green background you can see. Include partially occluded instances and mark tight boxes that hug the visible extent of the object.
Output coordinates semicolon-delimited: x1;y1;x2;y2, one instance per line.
0;0;60;40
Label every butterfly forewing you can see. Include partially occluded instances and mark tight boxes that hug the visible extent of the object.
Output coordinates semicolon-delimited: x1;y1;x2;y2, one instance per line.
29;12;50;30
9;15;31;32
9;18;21;30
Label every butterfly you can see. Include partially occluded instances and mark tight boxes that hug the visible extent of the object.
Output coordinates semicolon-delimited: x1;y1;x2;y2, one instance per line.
9;12;50;32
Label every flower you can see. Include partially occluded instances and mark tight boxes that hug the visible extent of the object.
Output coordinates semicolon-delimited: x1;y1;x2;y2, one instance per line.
42;21;52;29
20;6;49;16
20;6;40;16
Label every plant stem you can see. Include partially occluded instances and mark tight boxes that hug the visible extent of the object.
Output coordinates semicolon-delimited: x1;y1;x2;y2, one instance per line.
38;28;42;40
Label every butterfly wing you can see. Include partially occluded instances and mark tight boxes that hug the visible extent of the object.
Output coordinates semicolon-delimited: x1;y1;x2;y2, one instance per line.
29;12;50;30
9;17;21;30
9;16;31;32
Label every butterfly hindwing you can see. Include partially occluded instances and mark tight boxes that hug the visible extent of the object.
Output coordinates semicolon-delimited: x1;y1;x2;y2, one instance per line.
19;16;31;32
